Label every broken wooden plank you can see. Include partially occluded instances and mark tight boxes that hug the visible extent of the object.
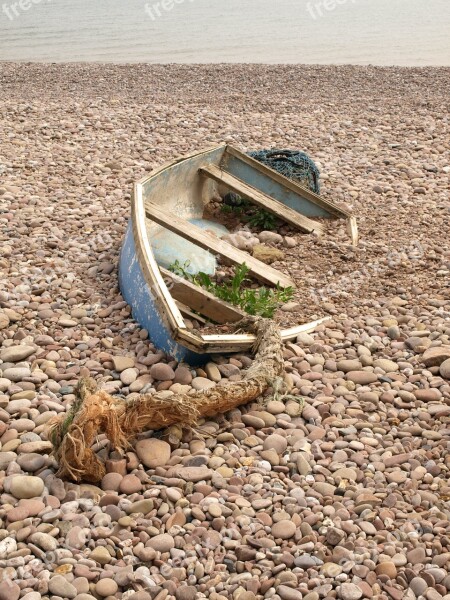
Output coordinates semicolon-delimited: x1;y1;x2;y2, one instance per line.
348;216;359;247
199;165;324;235
199;317;331;351
174;301;208;325
161;267;245;324
145;202;294;289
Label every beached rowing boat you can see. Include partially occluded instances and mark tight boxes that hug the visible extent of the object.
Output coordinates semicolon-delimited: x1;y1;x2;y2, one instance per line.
119;145;357;363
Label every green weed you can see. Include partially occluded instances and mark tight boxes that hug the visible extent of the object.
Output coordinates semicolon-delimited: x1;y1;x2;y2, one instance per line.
220;195;279;230
169;261;293;319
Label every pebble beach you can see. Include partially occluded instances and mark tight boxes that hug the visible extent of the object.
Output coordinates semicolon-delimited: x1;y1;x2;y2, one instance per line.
0;63;449;600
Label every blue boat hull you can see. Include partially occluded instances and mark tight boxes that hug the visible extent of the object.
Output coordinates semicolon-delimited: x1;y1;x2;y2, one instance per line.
119;221;206;365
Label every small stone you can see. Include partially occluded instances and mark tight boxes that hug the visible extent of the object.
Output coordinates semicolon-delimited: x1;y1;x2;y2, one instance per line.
0;451;18;470
272;520;296;539
191;377;215;390
242;414;266;429
112;356;135;372
119;474;142;494
29;532;58;552
95;579;118;597
0;345;35;362
297;454;312;475
205;362;221;382
313;482;336;496
337;359;362;372
173;465;213;482
150;363;175;381
296;332;315;346
101;472;123;491
90;546;112;565
338;583;363;600
440;358;450;379
375;562;397;578
326;527;345;546
407;547;426;565
0;581;20;600
173;365;192;384
16;452;46;472
217;465;233;478
0;312;10;330
277;586;302;600
66;526;88;550
422;346;450;367
20;593;41;600
17;440;53;454
2;367;31;382
135;438;171;468
7;506;29;522
373;358;399;372
48;575;77;599
346;371;378;385
175;586;197;600
0;537;17;559
10;475;44;499
263;433;287;454
148;533;175;552
414;388;442;402
410;577;428;596
333;467;357;481
120;368;138;385
258;230;283;244
252;244;285;264
19;499;45;516
126;499;154;515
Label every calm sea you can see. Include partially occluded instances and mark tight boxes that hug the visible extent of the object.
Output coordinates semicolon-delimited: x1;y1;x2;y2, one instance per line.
0;0;449;64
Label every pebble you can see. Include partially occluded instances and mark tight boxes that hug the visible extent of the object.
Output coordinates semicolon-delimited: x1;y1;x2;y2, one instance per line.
0;345;35;362
440;358;450;379
48;576;77;599
95;579;118;597
112;356;135;371
2;367;31;381
150;363;175;381
0;581;20;600
339;584;363;600
272;520;297;539
135;438;171;468
10;475;44;499
147;534;175;552
89;547;112;565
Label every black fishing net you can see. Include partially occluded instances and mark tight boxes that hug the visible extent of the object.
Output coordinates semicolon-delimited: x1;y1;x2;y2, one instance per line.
248;149;320;194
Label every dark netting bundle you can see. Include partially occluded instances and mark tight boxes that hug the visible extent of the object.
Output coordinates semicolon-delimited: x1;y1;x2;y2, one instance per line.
249;149;320;194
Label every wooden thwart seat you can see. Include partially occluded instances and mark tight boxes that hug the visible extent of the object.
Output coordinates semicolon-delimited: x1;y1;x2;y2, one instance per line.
145;202;294;289
199;164;324;235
